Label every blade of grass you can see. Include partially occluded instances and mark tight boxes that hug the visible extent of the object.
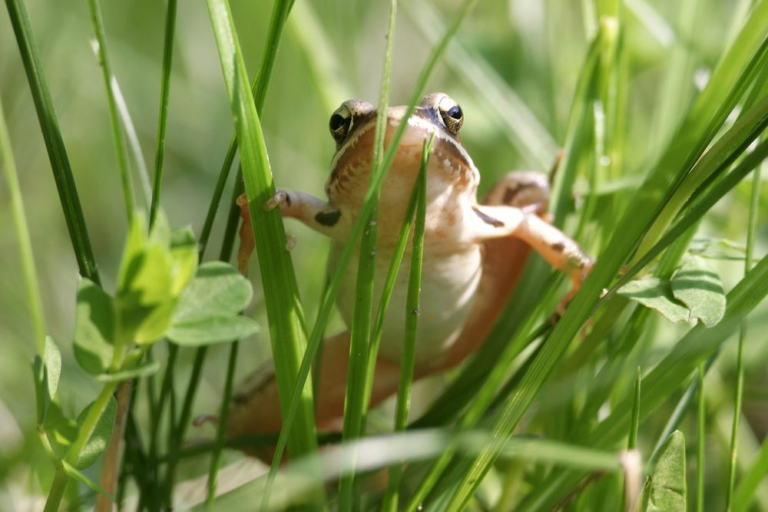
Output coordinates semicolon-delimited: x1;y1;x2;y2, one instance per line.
520;250;768;511
381;135;432;512
86;0;134;221
406;0;557;170
725;136;762;510
207;340;239;504
287;1;354;112
110;78;152;205
149;0;178;227
261;1;480;507
199;430;623;511
440;7;768;509
622;367;641;511
697;363;705;512
5;0;100;283
551;17;617;225
197;1;294;260
337;1;397;506
205;0;318;471
607;133;768;300
163;347;206;508
633;12;768;259
363;162;421;417
0;95;46;354
157;1;296;504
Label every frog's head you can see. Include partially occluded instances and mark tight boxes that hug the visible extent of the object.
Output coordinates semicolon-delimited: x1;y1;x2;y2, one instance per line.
325;93;479;214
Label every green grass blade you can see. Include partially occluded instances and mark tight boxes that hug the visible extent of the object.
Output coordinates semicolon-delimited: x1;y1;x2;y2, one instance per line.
649;0;700;157
439;10;768;507
337;1;397;506
86;0;134;221
406;0;557;170
382;136;432;512
149;0;178;227
163;347;206;508
550;18;616;224
198;430;623;511
197;2;293;261
634;4;768;258
520;250;768;511
363;168;420;416
734;428;768;511
0;96;46;353
205;0;318;469
725;136;762;509
5;0;100;283
207;340;239;503
262;0;480;503
696;363;705;512
607;134;768;298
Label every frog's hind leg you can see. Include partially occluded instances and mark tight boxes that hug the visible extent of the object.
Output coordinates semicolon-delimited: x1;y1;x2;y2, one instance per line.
439;171;550;370
226;331;402;457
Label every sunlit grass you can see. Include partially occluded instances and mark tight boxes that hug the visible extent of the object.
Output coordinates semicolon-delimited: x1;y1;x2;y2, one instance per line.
1;0;767;510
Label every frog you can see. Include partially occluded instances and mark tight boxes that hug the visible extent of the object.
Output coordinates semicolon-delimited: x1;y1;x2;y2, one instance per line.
226;92;592;441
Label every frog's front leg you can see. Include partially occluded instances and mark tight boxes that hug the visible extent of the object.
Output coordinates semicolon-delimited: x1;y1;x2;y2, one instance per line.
468;203;592;293
236;190;348;273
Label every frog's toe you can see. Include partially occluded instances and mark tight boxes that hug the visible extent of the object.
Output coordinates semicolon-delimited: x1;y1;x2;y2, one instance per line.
263;190;289;211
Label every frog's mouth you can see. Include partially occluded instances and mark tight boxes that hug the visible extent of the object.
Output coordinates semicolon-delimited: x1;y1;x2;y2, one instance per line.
327;109;478;200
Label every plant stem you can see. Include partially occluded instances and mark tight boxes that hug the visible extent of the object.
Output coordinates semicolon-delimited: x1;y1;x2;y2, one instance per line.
5;0;100;283
86;0;134;221
207;341;239;503
164;347;207;508
382;135;431;512
725;153;761;510
697;363;705;512
0;95;46;354
149;0;178;227
43;469;70;512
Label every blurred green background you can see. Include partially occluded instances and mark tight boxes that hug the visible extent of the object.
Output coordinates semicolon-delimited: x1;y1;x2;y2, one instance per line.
1;0;767;508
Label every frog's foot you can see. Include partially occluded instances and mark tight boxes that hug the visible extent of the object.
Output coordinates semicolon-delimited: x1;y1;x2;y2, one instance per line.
263;190;290;211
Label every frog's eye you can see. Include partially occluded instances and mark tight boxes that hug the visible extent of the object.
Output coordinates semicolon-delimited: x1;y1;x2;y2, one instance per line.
329;105;353;143
438;97;464;135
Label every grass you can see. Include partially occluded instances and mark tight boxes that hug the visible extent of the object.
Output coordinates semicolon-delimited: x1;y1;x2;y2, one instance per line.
1;0;767;510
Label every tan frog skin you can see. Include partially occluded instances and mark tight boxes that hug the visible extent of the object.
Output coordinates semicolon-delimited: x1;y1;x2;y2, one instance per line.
227;92;592;442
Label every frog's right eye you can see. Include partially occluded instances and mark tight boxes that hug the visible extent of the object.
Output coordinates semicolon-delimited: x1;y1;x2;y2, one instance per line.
329;105;353;143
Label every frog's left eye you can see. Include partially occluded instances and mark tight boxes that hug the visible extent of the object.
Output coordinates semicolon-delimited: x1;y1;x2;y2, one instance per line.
329;105;353;143
438;97;464;135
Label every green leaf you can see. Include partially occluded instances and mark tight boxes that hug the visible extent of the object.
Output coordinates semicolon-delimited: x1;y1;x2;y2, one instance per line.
167;315;259;346
642;431;687;512
618;277;690;323
149;208;171;246
32;336;61;424
96;359;161;382
117;213;148;292
73;278;115;375
118;241;175;345
174;262;253;321
62;460;115;500
170;228;198;296
72;397;117;469
44;402;78;458
671;256;726;327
